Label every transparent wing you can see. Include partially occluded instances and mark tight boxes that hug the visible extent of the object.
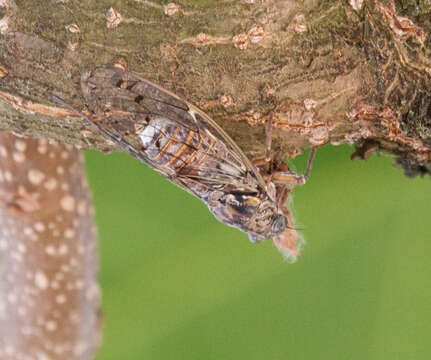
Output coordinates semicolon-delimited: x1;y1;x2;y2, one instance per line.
80;66;268;195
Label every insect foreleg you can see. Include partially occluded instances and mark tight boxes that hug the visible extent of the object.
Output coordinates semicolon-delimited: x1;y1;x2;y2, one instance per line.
265;113;274;167
304;147;317;180
271;171;306;186
270;146;317;186
252;113;275;170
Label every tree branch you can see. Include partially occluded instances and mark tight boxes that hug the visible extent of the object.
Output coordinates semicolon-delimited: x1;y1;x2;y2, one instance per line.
0;132;101;359
0;0;430;176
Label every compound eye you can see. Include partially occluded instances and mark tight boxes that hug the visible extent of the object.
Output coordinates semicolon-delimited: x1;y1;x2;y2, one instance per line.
271;214;287;234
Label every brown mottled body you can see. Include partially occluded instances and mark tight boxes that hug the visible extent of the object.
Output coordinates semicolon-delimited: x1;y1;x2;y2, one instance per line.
54;65;308;259
136;116;286;238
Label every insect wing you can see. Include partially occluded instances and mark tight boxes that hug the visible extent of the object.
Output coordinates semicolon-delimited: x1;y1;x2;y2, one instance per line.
184;102;268;191
82;66;198;132
81;66;268;195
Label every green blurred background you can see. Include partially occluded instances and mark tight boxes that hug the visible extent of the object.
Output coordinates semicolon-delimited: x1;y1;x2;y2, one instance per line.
85;144;431;360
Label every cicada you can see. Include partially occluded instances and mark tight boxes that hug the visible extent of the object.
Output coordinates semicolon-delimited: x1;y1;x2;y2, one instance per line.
51;66;314;260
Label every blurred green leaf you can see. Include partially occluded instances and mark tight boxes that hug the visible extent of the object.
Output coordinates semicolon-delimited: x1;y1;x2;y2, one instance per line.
85;145;431;360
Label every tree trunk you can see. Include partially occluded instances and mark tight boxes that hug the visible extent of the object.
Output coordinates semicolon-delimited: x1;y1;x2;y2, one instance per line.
0;0;430;175
0;133;101;359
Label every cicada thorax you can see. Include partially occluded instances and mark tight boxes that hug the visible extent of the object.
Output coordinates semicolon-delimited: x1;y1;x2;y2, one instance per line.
80;66;290;244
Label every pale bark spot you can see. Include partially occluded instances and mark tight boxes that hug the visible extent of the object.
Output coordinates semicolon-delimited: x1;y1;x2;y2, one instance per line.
232;33;248;49
7;292;16;304
34;271;49;290
23;227;34;236
34;222;46;232
74;342;87;356
17;306;26;316
15;139;27;152
69;257;78;267
248;24;265;43
293;14;307;33
45;320;57;331
304;98;317;110
44;177;58;191
28;169;46;185
17;243;26;253
55;272;65;280
58;244;68;255
56;294;67;304
77;244;85;254
4;170;12;182
106;7;122;28
309;126;329;145
75;279;84;289
12;151;25;162
61;264;71;272
36;351;52;360
37;141;48;154
60;151;70;159
45;245;56;255
77;199;87;215
56;166;65;175
220;95;233;107
12;251;23;262
65;23;80;33
0;16;10;35
164;3;180;16
0;239;8;250
349;0;363;11
60;195;75;212
64;228;75;239
86;283;100;300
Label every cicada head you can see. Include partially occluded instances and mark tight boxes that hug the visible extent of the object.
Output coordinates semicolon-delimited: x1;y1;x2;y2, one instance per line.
246;200;304;262
247;213;287;242
209;193;287;242
243;195;290;244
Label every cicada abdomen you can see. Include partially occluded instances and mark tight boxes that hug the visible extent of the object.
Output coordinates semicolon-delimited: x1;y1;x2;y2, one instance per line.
52;65;311;261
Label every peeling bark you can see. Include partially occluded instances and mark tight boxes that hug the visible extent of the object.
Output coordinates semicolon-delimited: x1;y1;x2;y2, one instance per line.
0;0;430;176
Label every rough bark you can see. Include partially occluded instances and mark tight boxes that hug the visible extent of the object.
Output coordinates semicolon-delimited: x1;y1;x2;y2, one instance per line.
0;0;431;176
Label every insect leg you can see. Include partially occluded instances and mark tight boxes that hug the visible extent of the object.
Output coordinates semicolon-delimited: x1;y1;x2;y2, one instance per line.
271;171;306;186
271;147;317;186
304;147;317;180
277;185;291;215
265;113;273;165
252;113;274;171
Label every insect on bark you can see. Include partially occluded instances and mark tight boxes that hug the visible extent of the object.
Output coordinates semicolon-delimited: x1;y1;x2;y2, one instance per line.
50;66;315;261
